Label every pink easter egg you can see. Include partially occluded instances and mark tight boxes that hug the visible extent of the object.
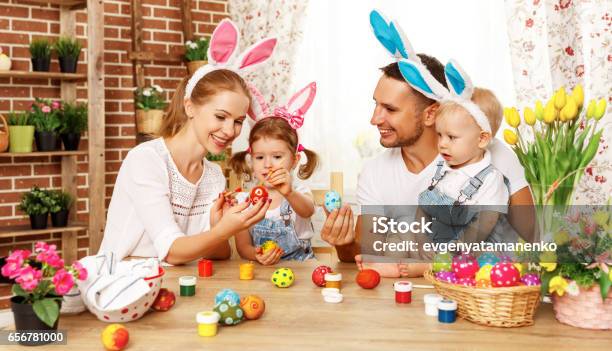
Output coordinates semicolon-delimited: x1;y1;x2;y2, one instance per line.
451;253;479;279
456;277;476;287
491;262;520;287
520;273;541;286
435;271;458;284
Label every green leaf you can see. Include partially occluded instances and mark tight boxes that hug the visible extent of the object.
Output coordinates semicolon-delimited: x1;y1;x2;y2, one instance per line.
12;284;30;298
599;269;611;301
32;298;59;328
540;271;554;296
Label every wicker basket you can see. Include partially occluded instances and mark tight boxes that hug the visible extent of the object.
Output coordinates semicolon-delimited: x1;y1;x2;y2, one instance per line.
424;270;541;327
552;285;612;330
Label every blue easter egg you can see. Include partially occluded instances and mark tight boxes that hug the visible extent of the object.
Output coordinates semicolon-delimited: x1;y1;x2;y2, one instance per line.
477;252;500;268
324;191;342;212
215;288;240;305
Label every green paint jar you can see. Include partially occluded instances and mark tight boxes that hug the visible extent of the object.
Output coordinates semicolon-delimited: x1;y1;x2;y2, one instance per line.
179;276;197;296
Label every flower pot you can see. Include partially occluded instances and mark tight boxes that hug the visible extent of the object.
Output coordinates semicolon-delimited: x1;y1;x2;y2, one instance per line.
136;109;164;135
11;296;61;346
0;114;8;152
187;60;207;75
29;213;48;230
31;57;50;72
552;285;612;330
8;125;34;153
50;210;69;227
35;131;59;152
58;56;78;73
60;286;85;315
60;133;80;151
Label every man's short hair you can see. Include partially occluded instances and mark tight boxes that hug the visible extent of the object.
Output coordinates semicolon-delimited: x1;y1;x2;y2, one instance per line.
379;54;448;107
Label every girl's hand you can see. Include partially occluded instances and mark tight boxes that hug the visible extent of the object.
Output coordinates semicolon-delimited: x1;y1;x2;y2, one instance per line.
255;246;284;265
267;167;292;196
214;198;271;235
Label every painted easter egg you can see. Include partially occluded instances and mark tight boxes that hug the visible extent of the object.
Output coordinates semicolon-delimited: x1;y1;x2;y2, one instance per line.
240;295;265;320
312;265;333;287
432;252;453;273
250;185;269;204
521;273;541;286
490;262;520;287
452;253;478;279
435;271;458;284
261;240;279;254
477;252;500;268
214;288;240;305
324;191;342;212
151;288;175;312
213;300;244;326
356;269;381;289
456;277;476;287
475;279;492;288
271;267;294;288
475;265;493;282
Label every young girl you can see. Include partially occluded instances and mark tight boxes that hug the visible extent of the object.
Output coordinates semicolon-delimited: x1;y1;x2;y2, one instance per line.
100;19;275;264
230;82;319;264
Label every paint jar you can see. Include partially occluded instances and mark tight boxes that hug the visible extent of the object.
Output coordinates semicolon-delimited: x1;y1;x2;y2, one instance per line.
324;273;342;289
424;294;443;316
437;299;457;323
394;281;412;304
239;262;254;280
179;276;197;296
198;259;213;277
196;311;220;337
321;288;340;297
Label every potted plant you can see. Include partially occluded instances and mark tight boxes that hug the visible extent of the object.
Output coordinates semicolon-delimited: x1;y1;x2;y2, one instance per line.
6;111;34;153
58;101;87;150
48;190;73;227
135;85;167;135
18;186;52;230
55;36;82;73
29;39;52;72
31;98;62;151
1;242;87;345
185;37;209;74
536;207;612;330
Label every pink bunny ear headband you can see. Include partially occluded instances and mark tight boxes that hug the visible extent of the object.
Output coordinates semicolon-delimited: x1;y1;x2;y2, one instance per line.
246;82;317;154
184;19;277;99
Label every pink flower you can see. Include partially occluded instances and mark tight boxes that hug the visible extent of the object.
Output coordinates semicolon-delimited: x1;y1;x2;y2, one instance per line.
36;245;64;269
1;258;22;279
15;266;42;291
34;242;49;252
51;101;61;110
52;269;74;295
71;261;88;281
567;209;580;223
8;249;31;265
41;105;51;113
584;219;597;236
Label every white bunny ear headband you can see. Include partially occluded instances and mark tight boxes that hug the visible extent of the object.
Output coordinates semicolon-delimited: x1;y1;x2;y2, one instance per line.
370;9;491;133
184;19;277;99
246;82;317;152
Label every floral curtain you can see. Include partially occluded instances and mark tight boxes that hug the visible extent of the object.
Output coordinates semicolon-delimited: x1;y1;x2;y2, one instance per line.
229;0;309;106
505;0;611;204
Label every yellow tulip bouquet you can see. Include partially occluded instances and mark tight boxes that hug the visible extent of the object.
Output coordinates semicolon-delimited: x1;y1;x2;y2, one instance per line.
503;84;606;207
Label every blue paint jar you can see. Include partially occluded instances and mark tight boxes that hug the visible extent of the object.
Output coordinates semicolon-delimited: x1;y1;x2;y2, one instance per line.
437;299;457;323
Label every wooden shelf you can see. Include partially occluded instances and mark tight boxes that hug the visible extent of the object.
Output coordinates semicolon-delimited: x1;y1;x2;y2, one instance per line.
15;0;86;9
0;70;86;82
0;222;87;239
0;150;87;157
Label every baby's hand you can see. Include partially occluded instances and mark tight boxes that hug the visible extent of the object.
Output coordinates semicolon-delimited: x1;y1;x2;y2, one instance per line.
267;167;292;197
255;246;284;265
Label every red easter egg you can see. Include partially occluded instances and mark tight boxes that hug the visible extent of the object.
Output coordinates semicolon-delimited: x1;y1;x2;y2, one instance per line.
356;269;381;289
490;262;520;287
151;288;175;312
250;186;269;204
312;265;333;287
452;253;479;279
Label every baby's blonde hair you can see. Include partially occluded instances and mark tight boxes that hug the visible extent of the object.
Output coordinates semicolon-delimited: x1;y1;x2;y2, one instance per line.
436;87;503;134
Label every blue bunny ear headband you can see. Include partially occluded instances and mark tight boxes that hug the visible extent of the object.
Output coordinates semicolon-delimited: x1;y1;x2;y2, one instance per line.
370;9;491;133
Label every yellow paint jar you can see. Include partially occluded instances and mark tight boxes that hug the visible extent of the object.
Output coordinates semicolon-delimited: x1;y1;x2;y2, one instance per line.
196;311;220;337
324;272;342;290
239;262;254;280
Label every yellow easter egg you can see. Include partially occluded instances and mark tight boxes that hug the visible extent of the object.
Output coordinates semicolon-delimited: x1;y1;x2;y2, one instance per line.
475;264;493;282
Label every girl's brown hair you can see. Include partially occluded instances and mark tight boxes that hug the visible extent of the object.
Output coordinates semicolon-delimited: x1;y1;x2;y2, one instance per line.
229;117;319;181
157;69;251;138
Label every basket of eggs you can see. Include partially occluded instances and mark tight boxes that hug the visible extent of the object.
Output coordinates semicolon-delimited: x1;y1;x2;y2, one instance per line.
424;252;541;328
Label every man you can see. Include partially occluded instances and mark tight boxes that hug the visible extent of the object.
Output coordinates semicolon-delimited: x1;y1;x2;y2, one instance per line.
320;55;536;266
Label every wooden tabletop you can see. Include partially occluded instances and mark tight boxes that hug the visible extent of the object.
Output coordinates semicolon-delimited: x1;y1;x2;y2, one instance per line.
3;260;611;350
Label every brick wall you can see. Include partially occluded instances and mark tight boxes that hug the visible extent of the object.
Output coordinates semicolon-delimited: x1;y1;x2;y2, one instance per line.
0;0;229;308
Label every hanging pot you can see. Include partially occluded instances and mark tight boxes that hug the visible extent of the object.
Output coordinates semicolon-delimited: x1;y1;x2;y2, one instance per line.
35;131;59;152
50;210;69;227
60;132;81;151
8;125;34;153
136;109;164;135
11;296;61;346
58;56;78;73
0;114;8;152
31;57;51;72
29;213;48;230
187;60;207;75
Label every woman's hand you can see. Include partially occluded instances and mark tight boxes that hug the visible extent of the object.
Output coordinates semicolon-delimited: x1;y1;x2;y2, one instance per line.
254;246;283;265
209;193;226;227
267;167;293;196
213;198;271;236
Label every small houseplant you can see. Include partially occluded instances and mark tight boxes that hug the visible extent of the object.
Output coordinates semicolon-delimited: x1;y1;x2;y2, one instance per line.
58;101;87;150
6;111;34;153
1;242;87;345
29;39;52;72
55;36;82;73
18;186;53;229
31;98;62;151
48;190;73;227
185;37;209;74
134;85;167;135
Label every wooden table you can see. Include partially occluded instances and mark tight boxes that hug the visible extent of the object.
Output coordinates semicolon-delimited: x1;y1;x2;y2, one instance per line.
3;260;611;350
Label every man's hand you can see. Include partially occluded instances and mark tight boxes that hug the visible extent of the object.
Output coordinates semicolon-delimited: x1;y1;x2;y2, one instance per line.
320;205;355;246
